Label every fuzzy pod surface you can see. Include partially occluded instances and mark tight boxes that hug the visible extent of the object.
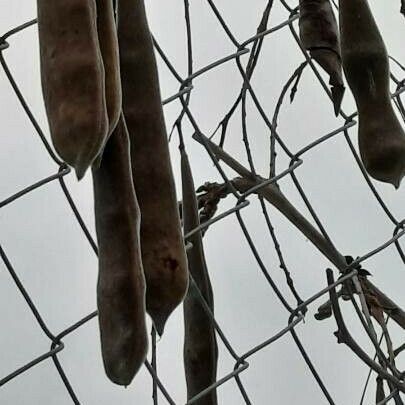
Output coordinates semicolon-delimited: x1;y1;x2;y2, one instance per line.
339;0;405;188
117;0;188;335
299;0;345;114
37;0;109;179
181;145;218;405
92;115;148;386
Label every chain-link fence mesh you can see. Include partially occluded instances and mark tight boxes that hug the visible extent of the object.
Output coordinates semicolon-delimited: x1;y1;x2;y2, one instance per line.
1;1;405;404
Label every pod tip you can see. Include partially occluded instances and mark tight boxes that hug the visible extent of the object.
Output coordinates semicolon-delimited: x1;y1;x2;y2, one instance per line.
380;171;403;189
331;85;345;116
152;314;169;337
367;170;403;190
393;179;401;190
74;164;88;181
391;170;404;189
105;368;134;387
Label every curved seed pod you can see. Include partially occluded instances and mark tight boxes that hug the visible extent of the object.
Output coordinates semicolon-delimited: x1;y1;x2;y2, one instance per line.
299;0;345;115
95;0;121;137
181;145;218;405
92;115;148;386
339;0;405;188
37;0;108;179
92;0;122;169
117;0;188;335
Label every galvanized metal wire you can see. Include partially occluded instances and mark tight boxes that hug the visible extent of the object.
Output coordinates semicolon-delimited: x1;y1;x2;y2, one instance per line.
1;1;405;404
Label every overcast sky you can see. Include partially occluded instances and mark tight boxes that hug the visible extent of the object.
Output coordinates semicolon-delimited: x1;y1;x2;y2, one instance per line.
1;1;405;404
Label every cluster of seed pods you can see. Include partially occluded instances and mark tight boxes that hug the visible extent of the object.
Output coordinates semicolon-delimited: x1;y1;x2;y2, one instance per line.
36;0;405;393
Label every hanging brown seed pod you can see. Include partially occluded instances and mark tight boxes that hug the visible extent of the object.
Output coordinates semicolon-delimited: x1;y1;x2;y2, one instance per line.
95;0;122;137
92;116;148;386
299;0;345;115
181;145;218;405
117;0;188;335
37;0;108;179
339;0;405;188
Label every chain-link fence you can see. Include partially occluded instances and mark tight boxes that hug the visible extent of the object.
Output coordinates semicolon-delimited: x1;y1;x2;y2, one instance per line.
1;1;405;404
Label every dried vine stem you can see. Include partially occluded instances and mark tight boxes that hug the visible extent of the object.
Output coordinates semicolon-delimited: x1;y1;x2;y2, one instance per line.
327;269;405;393
192;132;405;329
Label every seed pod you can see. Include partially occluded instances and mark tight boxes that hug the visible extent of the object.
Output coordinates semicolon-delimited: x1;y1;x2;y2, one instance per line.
117;0;188;335
181;145;218;405
92;115;148;386
299;0;345;115
95;0;121;137
37;0;108;179
92;0;122;169
339;0;405;188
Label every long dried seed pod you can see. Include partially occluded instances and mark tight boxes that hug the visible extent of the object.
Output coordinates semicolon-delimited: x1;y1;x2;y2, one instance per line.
37;0;108;179
117;0;188;335
95;0;121;137
92;116;148;386
181;145;218;405
299;0;345;115
339;0;405;188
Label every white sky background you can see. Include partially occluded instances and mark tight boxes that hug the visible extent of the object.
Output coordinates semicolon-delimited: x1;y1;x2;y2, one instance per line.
1;0;405;403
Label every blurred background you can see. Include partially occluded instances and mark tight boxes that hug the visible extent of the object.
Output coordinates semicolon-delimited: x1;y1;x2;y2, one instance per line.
1;0;405;403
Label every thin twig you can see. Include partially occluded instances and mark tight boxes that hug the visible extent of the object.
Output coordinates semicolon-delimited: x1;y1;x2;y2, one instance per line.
327;269;405;393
